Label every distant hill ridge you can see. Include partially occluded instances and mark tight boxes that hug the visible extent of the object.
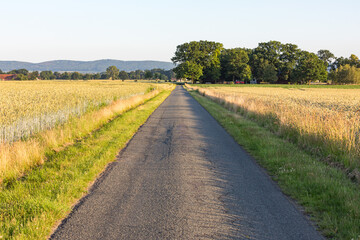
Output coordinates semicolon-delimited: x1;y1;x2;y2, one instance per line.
0;59;174;73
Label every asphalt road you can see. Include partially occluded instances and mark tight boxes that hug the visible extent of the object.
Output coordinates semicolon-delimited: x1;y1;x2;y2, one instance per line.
51;86;323;240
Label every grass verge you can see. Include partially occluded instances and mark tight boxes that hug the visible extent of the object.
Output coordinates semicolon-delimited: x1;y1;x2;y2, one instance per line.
0;88;173;240
189;90;360;240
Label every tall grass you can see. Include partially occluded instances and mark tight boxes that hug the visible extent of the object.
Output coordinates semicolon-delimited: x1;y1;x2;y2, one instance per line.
188;84;360;172
0;83;174;184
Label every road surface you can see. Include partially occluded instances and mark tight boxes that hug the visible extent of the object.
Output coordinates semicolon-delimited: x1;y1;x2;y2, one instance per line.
51;86;323;240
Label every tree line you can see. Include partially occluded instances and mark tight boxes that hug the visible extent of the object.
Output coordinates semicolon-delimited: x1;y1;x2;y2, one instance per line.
0;66;174;81
172;40;360;84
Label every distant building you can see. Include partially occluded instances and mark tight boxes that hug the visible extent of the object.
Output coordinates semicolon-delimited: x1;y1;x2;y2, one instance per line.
0;74;17;81
250;79;257;84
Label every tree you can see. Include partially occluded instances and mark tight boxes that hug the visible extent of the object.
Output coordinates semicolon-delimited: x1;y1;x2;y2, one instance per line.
262;63;277;83
329;64;360;84
0;69;3;74
106;66;119;80
83;73;92;80
332;54;360;70
15;74;28;80
9;69;29;75
61;72;71;79
239;65;252;82
71;72;82;80
119;71;128;81
317;49;335;67
220;48;250;82
349;54;360;67
40;71;55;80
144;70;153;80
93;73;101;79
173;61;203;83
28;71;39;80
249;41;300;82
291;51;327;84
172;40;223;83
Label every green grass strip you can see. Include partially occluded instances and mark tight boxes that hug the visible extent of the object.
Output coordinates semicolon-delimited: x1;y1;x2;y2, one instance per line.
189;90;360;240
0;89;172;240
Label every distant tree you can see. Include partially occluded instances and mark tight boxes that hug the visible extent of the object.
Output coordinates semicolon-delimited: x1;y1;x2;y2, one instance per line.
0;69;3;74
329;64;360;84
71;72;82;80
119;71;128;81
262;63;278;83
291;51;327;84
160;74;168;81
129;70;143;79
106;66;119;80
61;72;71;79
83;73;92;80
54;72;62;79
144;70;153;80
28;71;39;80
15;74;28;80
220;48;250;82
100;72;108;79
9;69;29;75
93;73;101;79
40;71;55;80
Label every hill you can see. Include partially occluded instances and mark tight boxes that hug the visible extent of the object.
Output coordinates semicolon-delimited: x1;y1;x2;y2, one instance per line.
0;59;174;73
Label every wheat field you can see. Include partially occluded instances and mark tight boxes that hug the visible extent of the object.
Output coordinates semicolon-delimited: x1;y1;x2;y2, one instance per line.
0;80;171;182
190;85;360;169
0;80;153;143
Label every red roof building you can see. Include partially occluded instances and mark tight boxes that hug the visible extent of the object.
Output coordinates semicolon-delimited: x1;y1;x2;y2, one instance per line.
0;74;17;80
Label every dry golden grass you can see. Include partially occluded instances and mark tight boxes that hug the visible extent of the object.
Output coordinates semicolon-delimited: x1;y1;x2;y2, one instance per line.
188;84;360;169
0;81;173;183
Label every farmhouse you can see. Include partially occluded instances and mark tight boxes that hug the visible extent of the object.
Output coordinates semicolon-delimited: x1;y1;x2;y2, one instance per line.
0;74;17;81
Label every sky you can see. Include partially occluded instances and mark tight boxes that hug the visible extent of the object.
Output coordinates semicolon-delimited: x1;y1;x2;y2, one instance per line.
0;0;359;63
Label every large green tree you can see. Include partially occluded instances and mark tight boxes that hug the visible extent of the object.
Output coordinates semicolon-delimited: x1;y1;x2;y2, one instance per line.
106;66;120;80
220;48;251;82
172;40;223;83
291;51;327;83
249;41;300;82
262;63;278;83
173;61;203;83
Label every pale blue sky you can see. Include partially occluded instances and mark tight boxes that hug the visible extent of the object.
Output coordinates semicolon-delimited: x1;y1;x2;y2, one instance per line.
1;0;359;62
